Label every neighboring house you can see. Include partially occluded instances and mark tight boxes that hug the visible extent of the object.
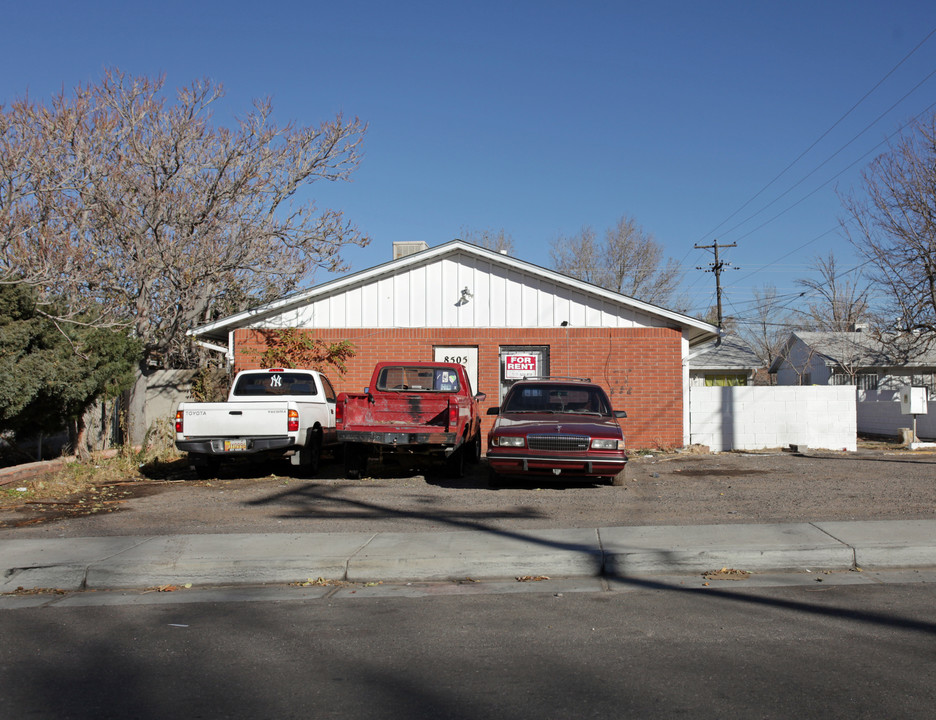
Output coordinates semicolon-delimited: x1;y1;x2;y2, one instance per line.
687;335;762;387
187;240;719;449
769;331;936;398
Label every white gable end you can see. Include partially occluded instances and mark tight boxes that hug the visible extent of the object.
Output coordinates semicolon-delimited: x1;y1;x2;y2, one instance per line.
251;251;670;331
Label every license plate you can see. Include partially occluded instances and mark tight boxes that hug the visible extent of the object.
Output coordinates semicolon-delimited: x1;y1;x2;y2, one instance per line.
224;439;247;452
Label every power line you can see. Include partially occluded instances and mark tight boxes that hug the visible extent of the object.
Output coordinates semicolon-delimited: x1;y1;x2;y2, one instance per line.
718;72;936;244
695;24;936;245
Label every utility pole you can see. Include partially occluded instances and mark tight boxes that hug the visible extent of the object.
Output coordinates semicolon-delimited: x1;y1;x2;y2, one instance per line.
695;241;737;329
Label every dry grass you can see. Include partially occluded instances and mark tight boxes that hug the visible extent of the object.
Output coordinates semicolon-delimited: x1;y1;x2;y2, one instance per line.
0;442;186;508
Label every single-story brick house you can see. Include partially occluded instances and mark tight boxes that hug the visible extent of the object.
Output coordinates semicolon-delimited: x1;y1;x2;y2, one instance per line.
188;240;718;450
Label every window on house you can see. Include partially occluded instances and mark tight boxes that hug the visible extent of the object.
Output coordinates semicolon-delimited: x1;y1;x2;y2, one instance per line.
830;370;879;390
908;373;936;399
704;374;747;387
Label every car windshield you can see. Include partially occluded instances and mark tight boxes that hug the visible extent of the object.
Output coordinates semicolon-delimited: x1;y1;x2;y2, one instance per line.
503;384;610;415
232;372;318;396
376;366;460;392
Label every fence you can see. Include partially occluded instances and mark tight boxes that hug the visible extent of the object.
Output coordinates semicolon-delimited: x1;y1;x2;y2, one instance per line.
857;390;936;440
127;369;205;447
689;386;857;452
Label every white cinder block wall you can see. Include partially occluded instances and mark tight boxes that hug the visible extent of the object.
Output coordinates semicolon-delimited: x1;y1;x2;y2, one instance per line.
690;386;857;452
857;391;936;439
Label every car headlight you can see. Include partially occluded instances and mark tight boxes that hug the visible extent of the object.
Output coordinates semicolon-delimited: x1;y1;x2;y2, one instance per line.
494;436;525;448
591;438;624;450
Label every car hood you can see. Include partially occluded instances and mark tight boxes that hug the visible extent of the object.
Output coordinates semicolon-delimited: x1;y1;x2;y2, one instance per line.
494;413;623;438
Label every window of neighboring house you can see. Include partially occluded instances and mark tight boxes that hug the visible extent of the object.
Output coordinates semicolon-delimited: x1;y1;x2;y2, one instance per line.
704;374;747;387
908;373;936;399
830;370;879;391
877;372;935;398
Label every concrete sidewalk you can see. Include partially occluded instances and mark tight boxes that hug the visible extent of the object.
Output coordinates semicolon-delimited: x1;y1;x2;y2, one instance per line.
3;519;935;592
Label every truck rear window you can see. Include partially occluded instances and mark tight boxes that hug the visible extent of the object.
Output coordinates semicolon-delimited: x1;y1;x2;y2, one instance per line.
232;372;318;396
376;366;460;392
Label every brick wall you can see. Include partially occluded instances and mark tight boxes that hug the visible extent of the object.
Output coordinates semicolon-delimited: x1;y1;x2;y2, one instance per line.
234;326;684;450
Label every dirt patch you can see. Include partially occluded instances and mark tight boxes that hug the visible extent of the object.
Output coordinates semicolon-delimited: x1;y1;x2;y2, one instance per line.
0;481;177;528
0;446;934;538
667;468;768;477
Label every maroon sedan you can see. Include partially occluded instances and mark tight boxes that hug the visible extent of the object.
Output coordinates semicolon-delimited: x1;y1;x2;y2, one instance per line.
486;377;627;486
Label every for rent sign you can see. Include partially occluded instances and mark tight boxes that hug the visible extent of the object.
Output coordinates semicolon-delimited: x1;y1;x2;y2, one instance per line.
503;354;539;379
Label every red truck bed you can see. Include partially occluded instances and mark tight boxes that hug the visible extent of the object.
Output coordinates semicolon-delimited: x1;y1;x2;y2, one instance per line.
336;362;485;477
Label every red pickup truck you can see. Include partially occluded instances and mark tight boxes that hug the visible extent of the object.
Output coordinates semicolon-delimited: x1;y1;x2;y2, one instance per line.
336;362;486;478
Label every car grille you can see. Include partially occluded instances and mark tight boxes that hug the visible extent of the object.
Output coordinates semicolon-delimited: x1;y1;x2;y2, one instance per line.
527;434;590;452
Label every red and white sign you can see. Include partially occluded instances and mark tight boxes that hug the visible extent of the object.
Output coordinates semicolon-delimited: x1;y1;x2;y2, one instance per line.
504;354;539;379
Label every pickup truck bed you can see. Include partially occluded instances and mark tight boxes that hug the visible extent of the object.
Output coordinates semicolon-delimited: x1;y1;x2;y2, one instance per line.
336;362;485;478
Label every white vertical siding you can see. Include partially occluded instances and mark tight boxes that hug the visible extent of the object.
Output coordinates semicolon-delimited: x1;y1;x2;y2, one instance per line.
252;250;671;330
489;266;507;328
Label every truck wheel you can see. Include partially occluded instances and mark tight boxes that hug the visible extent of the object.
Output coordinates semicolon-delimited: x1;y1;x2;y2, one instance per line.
344;443;368;479
445;447;465;478
466;432;482;464
294;431;322;477
192;455;220;480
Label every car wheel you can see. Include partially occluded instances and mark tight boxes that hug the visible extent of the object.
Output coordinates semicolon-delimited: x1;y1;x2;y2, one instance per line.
610;467;627;486
487;465;502;488
466;433;482;464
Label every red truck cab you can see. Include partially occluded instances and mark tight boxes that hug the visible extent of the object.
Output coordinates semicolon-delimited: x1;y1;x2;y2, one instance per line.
336;362;486;478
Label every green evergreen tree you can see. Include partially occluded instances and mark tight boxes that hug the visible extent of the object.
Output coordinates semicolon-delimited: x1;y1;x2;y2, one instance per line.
0;284;141;446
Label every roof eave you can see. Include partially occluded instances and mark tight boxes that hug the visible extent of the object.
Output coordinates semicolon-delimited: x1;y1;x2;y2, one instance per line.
187;240;720;343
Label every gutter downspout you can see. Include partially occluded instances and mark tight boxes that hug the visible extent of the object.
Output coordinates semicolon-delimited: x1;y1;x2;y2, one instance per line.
192;336;235;367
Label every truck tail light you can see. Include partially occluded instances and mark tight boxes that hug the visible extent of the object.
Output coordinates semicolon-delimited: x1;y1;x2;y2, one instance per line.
288;409;299;432
448;399;458;428
335;400;344;427
175;410;183;434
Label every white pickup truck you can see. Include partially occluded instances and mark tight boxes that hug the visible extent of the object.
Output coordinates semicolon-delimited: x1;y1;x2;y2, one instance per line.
174;368;337;478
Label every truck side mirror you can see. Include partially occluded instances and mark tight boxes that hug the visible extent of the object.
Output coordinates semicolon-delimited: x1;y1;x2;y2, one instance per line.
474;392;487;402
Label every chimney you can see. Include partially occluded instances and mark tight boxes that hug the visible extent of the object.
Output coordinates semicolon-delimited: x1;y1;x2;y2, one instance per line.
393;241;429;260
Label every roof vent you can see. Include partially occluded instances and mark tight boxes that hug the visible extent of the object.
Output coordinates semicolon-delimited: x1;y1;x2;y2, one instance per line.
393;241;429;260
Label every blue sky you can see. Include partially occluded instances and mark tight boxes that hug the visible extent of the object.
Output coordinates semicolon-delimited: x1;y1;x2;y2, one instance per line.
4;1;936;323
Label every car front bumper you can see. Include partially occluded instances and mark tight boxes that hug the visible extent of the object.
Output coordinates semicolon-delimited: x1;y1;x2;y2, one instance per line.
486;451;627;477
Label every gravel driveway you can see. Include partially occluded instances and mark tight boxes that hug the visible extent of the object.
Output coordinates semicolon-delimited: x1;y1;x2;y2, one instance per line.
1;447;934;538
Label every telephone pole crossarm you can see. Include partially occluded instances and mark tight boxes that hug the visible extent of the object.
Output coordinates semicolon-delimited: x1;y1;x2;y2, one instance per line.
694;241;738;329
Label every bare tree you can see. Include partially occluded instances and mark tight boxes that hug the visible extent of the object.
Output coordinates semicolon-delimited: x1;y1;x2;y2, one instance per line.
549;225;603;285
550;216;684;307
795;252;870;332
840;112;936;354
0;69;368;367
460;227;515;255
736;285;793;376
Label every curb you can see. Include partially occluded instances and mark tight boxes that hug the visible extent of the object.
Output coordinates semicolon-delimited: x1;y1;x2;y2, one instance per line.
3;520;935;592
